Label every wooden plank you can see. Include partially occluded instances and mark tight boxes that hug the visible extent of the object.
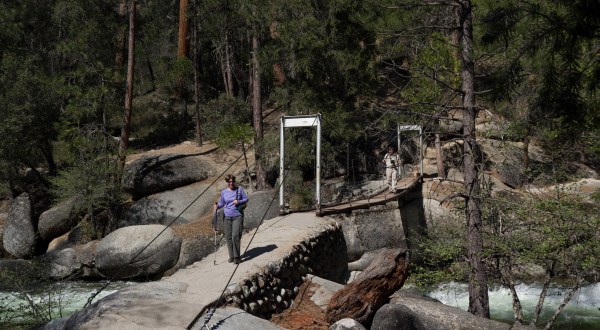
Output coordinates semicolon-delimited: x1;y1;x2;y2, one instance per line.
317;175;422;216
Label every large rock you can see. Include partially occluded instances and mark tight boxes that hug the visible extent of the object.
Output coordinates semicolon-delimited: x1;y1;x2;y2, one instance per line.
305;274;345;311
329;318;367;330
241;190;281;230
123;154;217;199
476;121;509;140
371;303;438;330
210;189;282;233
39;281;186;330
348;249;383;271
526;178;600;199
119;182;219;227
326;248;409;327
479;139;526;188
166;232;214;275
41;241;99;279
0;212;9;258
96;225;182;279
375;290;515;330
38;198;79;241
334;208;406;261
2;193;37;259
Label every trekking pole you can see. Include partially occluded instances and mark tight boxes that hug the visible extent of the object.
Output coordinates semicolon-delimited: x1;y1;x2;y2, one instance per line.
212;208;218;266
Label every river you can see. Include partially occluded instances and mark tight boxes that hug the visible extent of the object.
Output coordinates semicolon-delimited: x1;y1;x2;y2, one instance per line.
1;281;599;328
422;282;600;329
0;281;131;328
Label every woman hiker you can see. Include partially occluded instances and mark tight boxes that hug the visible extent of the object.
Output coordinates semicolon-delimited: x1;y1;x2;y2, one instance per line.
214;174;249;264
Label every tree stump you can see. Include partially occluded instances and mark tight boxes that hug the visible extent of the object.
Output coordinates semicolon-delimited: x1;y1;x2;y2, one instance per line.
325;248;409;327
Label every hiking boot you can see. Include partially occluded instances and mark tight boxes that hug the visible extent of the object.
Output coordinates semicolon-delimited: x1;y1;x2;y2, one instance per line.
233;257;241;264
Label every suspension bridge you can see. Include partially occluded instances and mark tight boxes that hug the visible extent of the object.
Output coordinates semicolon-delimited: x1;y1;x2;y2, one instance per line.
43;114;426;329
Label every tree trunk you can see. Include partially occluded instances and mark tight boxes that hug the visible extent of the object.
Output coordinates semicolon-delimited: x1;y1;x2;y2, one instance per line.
39;140;56;176
114;0;127;80
174;0;189;100
533;263;554;324
192;0;202;145
116;0;136;186
457;0;490;318
435;133;445;179
8;166;18;197
502;266;524;324
251;33;269;190
143;43;156;92
326;248;409;327
242;142;253;190
523;134;530;175
543;282;581;330
225;33;234;96
269;22;286;84
177;0;189;58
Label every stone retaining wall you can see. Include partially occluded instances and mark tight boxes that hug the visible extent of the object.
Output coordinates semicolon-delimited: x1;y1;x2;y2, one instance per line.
223;223;347;317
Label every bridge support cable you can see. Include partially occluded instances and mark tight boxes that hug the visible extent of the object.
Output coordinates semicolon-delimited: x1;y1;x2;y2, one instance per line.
82;150;249;309
187;162;293;330
189;115;321;328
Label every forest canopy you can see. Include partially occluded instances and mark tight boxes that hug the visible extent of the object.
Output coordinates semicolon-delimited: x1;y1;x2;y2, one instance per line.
0;0;599;327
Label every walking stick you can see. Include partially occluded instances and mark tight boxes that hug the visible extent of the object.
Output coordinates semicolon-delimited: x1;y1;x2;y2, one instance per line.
212;209;218;266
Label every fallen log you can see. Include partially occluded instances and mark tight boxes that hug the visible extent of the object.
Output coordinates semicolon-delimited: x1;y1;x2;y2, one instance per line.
325;248;409;327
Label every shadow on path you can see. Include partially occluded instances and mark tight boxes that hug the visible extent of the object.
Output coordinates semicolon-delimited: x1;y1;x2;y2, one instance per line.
242;244;278;261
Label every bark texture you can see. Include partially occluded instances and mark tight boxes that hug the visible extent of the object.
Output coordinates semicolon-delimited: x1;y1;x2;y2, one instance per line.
251;34;269;190
457;0;490;318
325;248;409;327
177;0;189;58
117;0;136;185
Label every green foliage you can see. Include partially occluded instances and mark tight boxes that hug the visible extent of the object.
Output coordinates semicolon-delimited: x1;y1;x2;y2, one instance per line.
408;217;468;287
262;0;379;143
0;53;61;190
216;123;254;149
163;57;194;96
412;185;600;325
50;126;123;238
483;189;600;325
478;0;600;164
0;261;62;328
399;33;460;108
285;170;316;210
201;94;251;142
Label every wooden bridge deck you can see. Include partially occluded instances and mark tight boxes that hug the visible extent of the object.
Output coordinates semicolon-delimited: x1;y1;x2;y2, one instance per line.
317;175;421;216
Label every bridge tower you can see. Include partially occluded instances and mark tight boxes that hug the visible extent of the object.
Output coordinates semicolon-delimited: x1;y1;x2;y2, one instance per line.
279;114;322;215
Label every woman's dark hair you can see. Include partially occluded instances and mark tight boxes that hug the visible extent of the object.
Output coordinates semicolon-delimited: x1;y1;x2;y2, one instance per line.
225;174;236;183
387;145;397;152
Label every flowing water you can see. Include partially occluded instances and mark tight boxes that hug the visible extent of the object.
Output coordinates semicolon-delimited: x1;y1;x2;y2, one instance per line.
2;280;599;328
0;281;131;328
423;282;600;329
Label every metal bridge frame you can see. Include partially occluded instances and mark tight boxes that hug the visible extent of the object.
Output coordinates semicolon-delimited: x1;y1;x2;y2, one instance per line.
279;114;322;215
397;124;423;177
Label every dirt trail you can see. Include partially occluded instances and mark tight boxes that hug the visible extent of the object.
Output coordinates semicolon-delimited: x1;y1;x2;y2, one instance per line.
126;140;255;181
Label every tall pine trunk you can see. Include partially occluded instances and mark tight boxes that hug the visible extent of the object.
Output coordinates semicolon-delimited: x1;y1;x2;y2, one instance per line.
457;0;490;318
175;0;189;100
177;0;189;58
225;33;234;96
251;33;269;190
192;0;202;145
116;0;136;186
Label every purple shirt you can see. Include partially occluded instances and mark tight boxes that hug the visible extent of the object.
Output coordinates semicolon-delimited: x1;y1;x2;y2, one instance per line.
217;187;249;217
